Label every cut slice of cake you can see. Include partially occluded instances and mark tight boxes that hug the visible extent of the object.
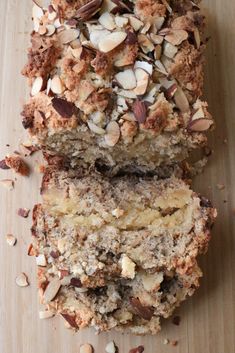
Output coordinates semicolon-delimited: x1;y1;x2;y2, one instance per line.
31;168;216;334
22;0;213;174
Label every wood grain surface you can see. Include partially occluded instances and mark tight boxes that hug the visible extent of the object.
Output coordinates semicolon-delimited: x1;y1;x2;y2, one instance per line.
0;1;235;352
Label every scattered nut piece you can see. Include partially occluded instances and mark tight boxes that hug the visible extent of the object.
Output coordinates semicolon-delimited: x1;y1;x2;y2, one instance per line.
115;69;137;90
39;310;54;319
130;298;154;320
43;278;61;303
57;29;80;44
17;208;30;218
132;99;147;123
5;155;30;176
129;346;144;353
163;338;169;345
51;75;64;94
77;0;103;21
80;343;93;353
36;254;47;267
171;340;178;347
28;243;36;256
6;234;17;246
0;179;14;190
99;12;116;30
187;118;213;132
16;273;29;287
0;159;10;170
172;315;181;326
105;341;117;353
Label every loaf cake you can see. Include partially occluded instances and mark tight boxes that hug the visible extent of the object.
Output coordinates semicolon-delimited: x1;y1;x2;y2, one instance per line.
31;168;216;333
22;0;213;174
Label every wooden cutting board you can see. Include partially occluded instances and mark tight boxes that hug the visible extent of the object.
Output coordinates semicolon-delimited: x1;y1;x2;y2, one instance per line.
0;1;235;352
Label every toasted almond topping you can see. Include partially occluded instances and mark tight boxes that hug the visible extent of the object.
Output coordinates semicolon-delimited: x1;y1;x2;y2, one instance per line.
132;99;147;123
16;273;29;287
129;16;143;31
27;243;36;256
138;34;154;53
32;4;43;19
99;12;116;30
45;24;56;36
80;343;93;353
187;118;213;132
115;69;137;90
98;31;127;52
134;68;149;95
77;0;103;20
105;121;120;146
105;341;117;353
6;234;17;247
165;29;188;45
39;310;54;319
87;121;105;135
134;61;153;75
163;42;178;58
194;27;201;49
43;278;61;303
36;254;47;267
48;10;57;21
115;16;128;28
31;76;44;96
0;179;14;190
174;87;190;112
51;75;64;94
52;98;76;118
90;29;111;48
57;29;80;44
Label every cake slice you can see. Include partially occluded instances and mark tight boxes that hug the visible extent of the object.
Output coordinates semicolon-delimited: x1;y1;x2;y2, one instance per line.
31;168;216;333
22;0;213;174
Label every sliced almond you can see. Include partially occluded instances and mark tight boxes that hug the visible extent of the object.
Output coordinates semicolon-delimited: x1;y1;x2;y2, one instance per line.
188;118;213;132
98;31;127;53
80;343;93;353
154;60;168;75
16;273;29;287
115;69;136;90
194;28;201;49
138;34;154;53
140;271;163;291
32;4;44;19
132;99;147;123
99;12;116;30
87;121;105;135
48;10;57;21
154;16;165;31
165;29;188;46
0;179;14;191
51;75;64;94
46;24;56;36
115;16;128;28
52;98;76;118
6;234;17;247
31;76;44;96
150;33;164;45
57;29;80;44
191;107;205;121
43;278;61;303
46;78;52;95
36;254;47;267
77;0;103;21
105;121;120;146
117;89;137;99
105;341;117;353
134;61;153;75
39;310;54;319
134;68;149;95
129;16;143;31
90;29;111;48
163;42;178;59
174;87;190;112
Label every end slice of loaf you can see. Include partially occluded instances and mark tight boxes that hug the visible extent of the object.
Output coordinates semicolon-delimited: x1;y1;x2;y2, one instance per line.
31;168;216;334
